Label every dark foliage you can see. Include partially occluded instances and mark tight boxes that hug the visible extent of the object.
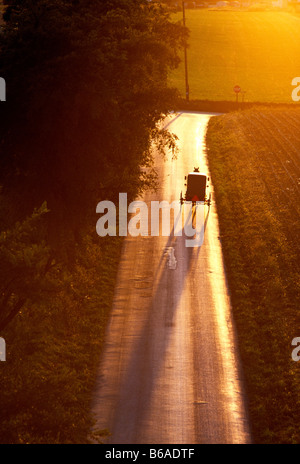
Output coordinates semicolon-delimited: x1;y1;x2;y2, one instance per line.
0;0;186;328
0;0;186;239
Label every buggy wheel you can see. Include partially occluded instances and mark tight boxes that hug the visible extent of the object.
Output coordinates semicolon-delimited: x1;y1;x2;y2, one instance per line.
208;192;212;207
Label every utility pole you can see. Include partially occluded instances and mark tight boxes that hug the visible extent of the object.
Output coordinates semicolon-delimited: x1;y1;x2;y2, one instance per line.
182;1;189;102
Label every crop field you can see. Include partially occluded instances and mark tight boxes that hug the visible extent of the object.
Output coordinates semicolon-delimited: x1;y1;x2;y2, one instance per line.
170;10;300;103
206;107;300;443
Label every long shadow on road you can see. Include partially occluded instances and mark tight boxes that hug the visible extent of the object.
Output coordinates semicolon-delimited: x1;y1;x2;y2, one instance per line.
108;207;207;443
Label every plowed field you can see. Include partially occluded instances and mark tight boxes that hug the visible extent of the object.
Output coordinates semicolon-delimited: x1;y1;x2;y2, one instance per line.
206;107;300;443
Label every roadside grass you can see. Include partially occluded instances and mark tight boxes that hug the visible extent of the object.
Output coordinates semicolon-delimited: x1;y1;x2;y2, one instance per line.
0;234;123;444
170;10;300;103
206;107;300;443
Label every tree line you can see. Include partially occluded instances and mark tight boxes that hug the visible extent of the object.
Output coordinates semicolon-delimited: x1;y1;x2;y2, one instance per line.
0;0;186;330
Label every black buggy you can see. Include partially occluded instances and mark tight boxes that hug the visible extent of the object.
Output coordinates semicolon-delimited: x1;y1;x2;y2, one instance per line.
180;167;212;207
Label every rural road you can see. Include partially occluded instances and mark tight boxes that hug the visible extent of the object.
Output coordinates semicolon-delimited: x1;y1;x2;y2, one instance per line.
92;112;251;444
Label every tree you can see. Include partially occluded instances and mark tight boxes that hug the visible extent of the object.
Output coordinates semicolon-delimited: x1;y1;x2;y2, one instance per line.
0;0;187;329
0;202;52;332
0;0;187;245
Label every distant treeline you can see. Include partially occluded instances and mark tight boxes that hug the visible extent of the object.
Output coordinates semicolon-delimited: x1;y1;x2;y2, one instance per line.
178;98;299;113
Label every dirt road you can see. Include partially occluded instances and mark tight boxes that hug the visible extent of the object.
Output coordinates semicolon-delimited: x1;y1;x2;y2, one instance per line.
92;112;251;444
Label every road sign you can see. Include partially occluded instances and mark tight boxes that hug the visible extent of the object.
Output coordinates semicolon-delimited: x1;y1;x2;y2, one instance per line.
234;85;241;93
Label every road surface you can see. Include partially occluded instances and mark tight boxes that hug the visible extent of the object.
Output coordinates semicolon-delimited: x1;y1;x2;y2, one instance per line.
92;112;251;444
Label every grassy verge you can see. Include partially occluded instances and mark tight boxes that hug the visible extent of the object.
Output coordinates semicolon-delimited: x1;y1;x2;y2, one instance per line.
0;234;123;444
206;107;300;443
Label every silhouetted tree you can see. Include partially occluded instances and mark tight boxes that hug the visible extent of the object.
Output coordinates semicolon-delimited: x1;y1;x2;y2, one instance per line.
0;0;187;241
0;0;187;329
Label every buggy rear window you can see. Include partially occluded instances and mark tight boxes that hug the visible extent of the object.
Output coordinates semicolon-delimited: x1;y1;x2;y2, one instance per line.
186;174;207;201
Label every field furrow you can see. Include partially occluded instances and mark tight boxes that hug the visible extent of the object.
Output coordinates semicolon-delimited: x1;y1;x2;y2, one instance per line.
206;106;300;444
